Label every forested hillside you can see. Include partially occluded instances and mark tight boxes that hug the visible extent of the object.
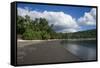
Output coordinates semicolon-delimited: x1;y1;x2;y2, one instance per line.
17;15;96;40
67;29;96;39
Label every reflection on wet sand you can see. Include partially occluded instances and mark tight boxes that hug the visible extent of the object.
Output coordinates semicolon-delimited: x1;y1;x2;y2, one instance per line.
17;40;82;65
17;40;96;65
62;40;96;60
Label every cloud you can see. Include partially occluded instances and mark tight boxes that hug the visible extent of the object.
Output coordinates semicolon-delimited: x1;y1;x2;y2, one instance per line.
17;7;96;33
18;7;79;33
78;8;96;26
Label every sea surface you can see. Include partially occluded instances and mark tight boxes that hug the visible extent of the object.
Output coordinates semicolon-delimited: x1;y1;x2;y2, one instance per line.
62;40;97;60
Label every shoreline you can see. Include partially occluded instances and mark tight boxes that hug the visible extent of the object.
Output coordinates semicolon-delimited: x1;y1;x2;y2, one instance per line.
17;38;96;47
18;38;96;42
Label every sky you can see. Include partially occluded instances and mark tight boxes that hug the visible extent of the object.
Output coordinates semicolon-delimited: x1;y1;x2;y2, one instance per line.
17;3;96;33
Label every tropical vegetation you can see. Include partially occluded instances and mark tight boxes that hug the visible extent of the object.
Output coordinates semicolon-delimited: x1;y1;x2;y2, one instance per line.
17;15;96;40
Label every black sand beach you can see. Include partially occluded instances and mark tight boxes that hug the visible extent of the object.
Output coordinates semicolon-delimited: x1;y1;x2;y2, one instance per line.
17;40;82;65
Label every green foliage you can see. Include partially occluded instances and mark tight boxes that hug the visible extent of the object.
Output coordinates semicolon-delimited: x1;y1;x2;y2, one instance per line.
17;16;25;34
17;15;55;40
17;15;96;40
66;29;96;39
22;29;42;40
41;31;50;39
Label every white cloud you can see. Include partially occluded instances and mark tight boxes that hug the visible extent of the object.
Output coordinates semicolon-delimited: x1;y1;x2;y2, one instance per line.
78;8;96;26
17;7;79;33
56;28;78;33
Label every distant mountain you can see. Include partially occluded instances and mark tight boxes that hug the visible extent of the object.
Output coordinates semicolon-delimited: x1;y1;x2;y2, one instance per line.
67;29;96;39
76;29;96;33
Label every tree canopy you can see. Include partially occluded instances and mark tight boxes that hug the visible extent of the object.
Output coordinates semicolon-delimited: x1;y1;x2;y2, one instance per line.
17;15;96;40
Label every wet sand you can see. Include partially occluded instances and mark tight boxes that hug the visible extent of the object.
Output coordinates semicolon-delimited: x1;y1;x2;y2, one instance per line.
17;40;82;65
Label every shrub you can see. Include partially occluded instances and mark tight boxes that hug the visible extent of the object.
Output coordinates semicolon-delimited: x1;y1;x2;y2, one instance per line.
22;29;42;40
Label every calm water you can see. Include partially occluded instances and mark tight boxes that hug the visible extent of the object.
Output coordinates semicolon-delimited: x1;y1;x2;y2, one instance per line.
62;40;97;60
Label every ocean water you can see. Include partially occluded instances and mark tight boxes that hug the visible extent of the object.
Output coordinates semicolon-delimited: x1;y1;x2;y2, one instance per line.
62;40;97;60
